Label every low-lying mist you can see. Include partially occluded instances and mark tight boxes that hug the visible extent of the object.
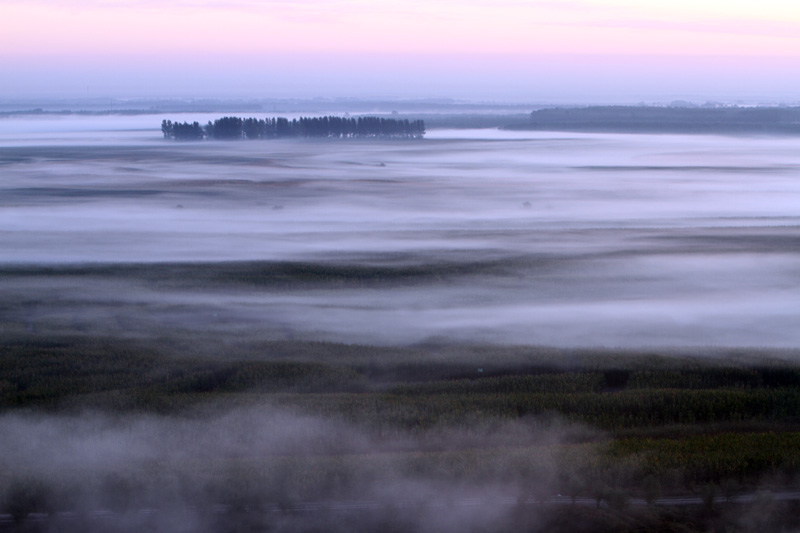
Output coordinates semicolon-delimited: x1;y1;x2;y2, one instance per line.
1;122;799;348
3;117;800;531
0;406;588;532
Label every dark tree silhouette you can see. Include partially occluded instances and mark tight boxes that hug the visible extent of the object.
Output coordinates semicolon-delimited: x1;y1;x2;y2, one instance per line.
161;120;204;140
213;116;244;140
162;116;425;141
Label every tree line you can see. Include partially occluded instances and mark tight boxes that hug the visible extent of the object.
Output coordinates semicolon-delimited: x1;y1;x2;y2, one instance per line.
511;105;800;134
161;115;425;140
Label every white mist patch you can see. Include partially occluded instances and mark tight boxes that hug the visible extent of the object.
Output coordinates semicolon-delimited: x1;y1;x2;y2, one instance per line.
0;408;584;532
1;119;800;347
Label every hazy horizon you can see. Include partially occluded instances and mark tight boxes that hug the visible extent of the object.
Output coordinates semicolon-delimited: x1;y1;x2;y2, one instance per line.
2;53;799;106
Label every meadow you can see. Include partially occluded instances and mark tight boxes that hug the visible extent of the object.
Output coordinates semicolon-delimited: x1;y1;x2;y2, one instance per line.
3;331;800;531
1;114;799;531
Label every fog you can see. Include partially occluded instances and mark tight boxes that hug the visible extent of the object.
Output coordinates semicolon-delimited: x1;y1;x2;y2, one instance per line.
2;116;799;348
0;407;574;531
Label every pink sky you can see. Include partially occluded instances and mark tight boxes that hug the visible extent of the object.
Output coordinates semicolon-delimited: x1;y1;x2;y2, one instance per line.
2;0;800;102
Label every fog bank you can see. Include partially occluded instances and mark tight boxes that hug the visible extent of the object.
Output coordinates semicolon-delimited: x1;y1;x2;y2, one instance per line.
1;119;799;348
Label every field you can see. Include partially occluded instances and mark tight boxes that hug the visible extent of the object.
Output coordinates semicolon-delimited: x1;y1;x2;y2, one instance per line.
1;115;800;531
4;333;800;531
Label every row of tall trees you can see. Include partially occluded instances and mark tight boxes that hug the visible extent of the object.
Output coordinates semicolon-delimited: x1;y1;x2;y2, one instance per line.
161;116;425;141
163;120;205;140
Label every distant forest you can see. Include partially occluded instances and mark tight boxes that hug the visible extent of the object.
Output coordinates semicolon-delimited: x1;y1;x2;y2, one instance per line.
161;115;426;140
506;106;800;134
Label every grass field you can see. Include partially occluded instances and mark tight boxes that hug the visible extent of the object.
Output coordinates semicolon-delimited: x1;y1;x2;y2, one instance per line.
2;329;800;531
3;124;800;531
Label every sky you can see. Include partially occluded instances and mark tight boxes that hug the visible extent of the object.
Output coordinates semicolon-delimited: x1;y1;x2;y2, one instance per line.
2;0;800;103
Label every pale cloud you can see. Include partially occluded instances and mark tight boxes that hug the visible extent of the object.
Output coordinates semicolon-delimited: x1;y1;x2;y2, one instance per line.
1;0;799;57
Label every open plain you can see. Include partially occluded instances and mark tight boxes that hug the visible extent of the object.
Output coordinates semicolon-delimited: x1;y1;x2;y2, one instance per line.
1;115;800;531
